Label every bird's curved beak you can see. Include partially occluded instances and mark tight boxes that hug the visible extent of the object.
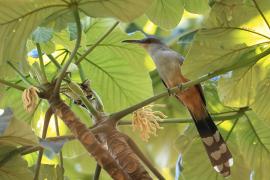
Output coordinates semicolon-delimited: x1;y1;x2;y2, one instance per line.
122;39;144;44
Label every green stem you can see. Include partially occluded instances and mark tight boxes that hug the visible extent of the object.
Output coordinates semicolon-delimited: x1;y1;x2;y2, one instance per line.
251;0;270;31
119;110;245;125
36;43;48;83
79;95;101;120
47;54;62;69
78;63;86;81
7;61;33;86
109;48;270;122
75;21;119;65
53;5;82;95
54;114;64;178
0;79;25;91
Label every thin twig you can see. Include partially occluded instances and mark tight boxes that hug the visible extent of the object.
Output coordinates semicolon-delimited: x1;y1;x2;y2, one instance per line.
47;54;62;69
7;61;33;86
75;21;119;65
54;114;64;179
93;164;102;180
34;108;53;180
0;78;25;91
252;0;270;31
53;5;82;95
36;43;48;83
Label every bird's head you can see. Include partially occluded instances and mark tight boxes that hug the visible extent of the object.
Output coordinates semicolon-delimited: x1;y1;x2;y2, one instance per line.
122;36;164;50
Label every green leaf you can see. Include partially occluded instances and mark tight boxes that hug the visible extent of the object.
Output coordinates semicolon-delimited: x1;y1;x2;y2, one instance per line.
184;0;210;14
0;146;33;180
218;60;268;107
182;0;270;79
0;0;153;64
0;117;38;146
79;19;153;112
36;164;63;180
32;27;53;43
179;123;251;180
251;70;270;125
146;0;184;29
237;111;270;180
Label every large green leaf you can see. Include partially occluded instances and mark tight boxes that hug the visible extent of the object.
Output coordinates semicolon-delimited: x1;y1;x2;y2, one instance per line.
36;164;63;180
217;60;268;107
0;117;38;146
182;0;270;79
236;111;270;180
251;70;270;125
184;0;210;14
79;19;153;112
178;124;251;180
0;146;33;180
0;0;153;65
146;0;184;29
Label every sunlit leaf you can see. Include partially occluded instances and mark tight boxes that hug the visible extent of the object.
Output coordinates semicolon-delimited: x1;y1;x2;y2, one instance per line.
146;0;184;29
184;0;210;14
79;19;153;112
182;0;270;79
36;164;63;180
218;60;268;107
0;146;33;180
236;111;270;180
0;0;153;65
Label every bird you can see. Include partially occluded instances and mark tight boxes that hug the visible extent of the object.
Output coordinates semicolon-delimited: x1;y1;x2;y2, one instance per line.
122;36;233;177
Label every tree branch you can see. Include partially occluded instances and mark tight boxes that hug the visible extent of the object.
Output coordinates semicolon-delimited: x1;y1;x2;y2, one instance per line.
0;78;25;91
7;61;33;86
53;5;82;95
34;107;53;180
36;43;48;83
54;114;64;178
75;21;119;65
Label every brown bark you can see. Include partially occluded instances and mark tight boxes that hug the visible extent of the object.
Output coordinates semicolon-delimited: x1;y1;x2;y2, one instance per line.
49;97;130;180
104;129;152;180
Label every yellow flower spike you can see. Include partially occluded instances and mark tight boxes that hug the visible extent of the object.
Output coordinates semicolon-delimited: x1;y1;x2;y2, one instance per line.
22;86;39;113
132;105;166;142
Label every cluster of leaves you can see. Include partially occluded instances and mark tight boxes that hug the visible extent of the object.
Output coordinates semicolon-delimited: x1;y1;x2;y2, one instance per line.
0;0;270;179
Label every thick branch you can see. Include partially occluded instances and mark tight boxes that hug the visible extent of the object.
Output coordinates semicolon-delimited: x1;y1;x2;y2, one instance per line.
49;97;129;179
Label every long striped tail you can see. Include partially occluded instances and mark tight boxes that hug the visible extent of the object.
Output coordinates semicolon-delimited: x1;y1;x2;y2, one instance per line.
190;110;233;177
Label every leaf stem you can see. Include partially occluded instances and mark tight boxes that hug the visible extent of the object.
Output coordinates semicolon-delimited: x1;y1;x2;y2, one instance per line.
36;43;48;83
47;54;62;69
252;0;270;31
54;114;64;178
7;61;33;86
75;21;119;65
78;63;86;81
0;79;25;91
34;108;53;180
53;5;82;95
